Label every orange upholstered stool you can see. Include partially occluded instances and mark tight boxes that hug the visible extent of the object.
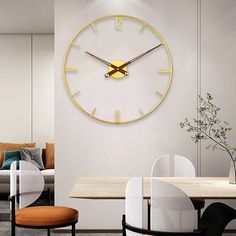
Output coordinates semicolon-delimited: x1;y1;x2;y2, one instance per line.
10;161;79;236
15;206;78;227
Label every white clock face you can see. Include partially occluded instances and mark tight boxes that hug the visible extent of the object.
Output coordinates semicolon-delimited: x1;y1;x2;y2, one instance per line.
64;15;173;124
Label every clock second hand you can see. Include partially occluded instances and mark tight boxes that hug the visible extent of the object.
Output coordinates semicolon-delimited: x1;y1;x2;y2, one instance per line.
105;44;162;78
79;48;128;76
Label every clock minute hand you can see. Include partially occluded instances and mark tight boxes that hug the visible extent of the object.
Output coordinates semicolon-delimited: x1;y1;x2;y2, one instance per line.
83;50;128;75
105;44;162;78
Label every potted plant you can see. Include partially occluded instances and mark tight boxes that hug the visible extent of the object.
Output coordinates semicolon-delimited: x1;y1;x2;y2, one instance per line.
180;93;236;184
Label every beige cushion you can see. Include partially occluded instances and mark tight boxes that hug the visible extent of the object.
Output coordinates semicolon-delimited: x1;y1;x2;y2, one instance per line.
46;142;54;169
0;142;36;167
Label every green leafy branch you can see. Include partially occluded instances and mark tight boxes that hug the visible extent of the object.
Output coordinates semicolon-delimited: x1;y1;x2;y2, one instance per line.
180;93;236;162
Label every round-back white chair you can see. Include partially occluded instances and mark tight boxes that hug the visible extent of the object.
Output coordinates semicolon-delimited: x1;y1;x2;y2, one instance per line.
11;160;44;209
122;177;205;236
151;154;195;177
10;161;78;236
150;154;205;229
123;178;235;236
125;177;143;236
151;178;195;232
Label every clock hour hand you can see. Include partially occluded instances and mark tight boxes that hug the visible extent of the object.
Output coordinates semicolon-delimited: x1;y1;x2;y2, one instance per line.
80;49;128;76
105;44;162;78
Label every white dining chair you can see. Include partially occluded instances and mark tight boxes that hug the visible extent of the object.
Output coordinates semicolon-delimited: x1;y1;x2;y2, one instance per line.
122;177;205;236
150;154;205;229
151;154;195;177
151;178;195;232
125;177;143;236
10;161;78;236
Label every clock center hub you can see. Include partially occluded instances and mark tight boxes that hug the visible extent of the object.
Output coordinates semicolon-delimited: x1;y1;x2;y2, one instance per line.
108;59;128;79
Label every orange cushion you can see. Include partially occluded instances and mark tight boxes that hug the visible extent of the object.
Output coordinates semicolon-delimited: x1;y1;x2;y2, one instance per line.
15;206;78;227
46;142;54;169
0;142;36;167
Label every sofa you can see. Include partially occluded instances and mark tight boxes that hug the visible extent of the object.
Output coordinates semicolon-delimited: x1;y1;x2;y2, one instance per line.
0;146;54;195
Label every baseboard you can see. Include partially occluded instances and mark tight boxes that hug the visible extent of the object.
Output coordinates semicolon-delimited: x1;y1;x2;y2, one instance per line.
54;229;236;234
54;229;122;233
225;229;236;233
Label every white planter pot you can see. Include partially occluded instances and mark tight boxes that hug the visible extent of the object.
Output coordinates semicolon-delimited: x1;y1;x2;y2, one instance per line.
229;161;236;184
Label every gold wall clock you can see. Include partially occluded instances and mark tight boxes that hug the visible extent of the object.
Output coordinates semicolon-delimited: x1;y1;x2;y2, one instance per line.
63;15;173;125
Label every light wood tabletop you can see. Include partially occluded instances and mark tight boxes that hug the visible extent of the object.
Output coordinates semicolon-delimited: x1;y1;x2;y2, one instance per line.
70;177;236;199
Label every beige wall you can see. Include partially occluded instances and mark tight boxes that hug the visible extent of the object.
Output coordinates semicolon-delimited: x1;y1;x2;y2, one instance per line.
201;0;236;177
32;35;54;147
55;0;236;230
55;0;198;229
0;35;31;142
0;35;54;147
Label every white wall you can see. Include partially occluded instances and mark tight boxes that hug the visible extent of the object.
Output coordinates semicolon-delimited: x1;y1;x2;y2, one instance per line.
0;35;54;147
55;0;200;229
0;0;54;34
201;0;236;177
32;35;54;147
0;35;31;142
200;0;236;229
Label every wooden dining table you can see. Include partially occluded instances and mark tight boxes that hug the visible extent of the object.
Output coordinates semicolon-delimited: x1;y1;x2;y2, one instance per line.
70;177;236;200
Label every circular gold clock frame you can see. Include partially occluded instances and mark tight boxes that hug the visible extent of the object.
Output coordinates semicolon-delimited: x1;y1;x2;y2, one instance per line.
63;14;173;125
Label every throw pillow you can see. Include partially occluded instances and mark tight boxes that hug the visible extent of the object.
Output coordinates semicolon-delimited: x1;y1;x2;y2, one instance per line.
0;142;36;167
20;147;45;170
0;150;21;170
45;142;54;169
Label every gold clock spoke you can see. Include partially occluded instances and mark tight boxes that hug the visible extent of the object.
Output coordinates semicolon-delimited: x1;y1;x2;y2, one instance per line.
140;23;146;32
115;17;123;30
156;91;164;97
72;91;80;97
139;109;145;117
72;42;80;48
90;22;97;31
114;110;121;123
65;66;79;72
90;108;96;117
159;68;172;73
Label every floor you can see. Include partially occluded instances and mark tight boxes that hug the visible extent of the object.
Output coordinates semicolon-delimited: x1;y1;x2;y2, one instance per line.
0;200;234;236
0;222;121;236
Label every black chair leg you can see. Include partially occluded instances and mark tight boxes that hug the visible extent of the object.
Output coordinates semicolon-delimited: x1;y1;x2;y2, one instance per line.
11;223;15;236
47;228;50;236
47;188;51;205
197;209;201;229
147;201;151;230
200;202;236;236
72;223;75;236
122;215;127;236
11;196;16;236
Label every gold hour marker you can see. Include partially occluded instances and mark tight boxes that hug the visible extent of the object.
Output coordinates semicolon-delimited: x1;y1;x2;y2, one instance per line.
90;108;96;117
159;68;172;73
90;22;97;31
65;66;78;72
139;109;145;117
115;17;123;30
156;91;164;97
72;42;80;48
140;23;146;32
114;110;121;123
73;91;80;97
